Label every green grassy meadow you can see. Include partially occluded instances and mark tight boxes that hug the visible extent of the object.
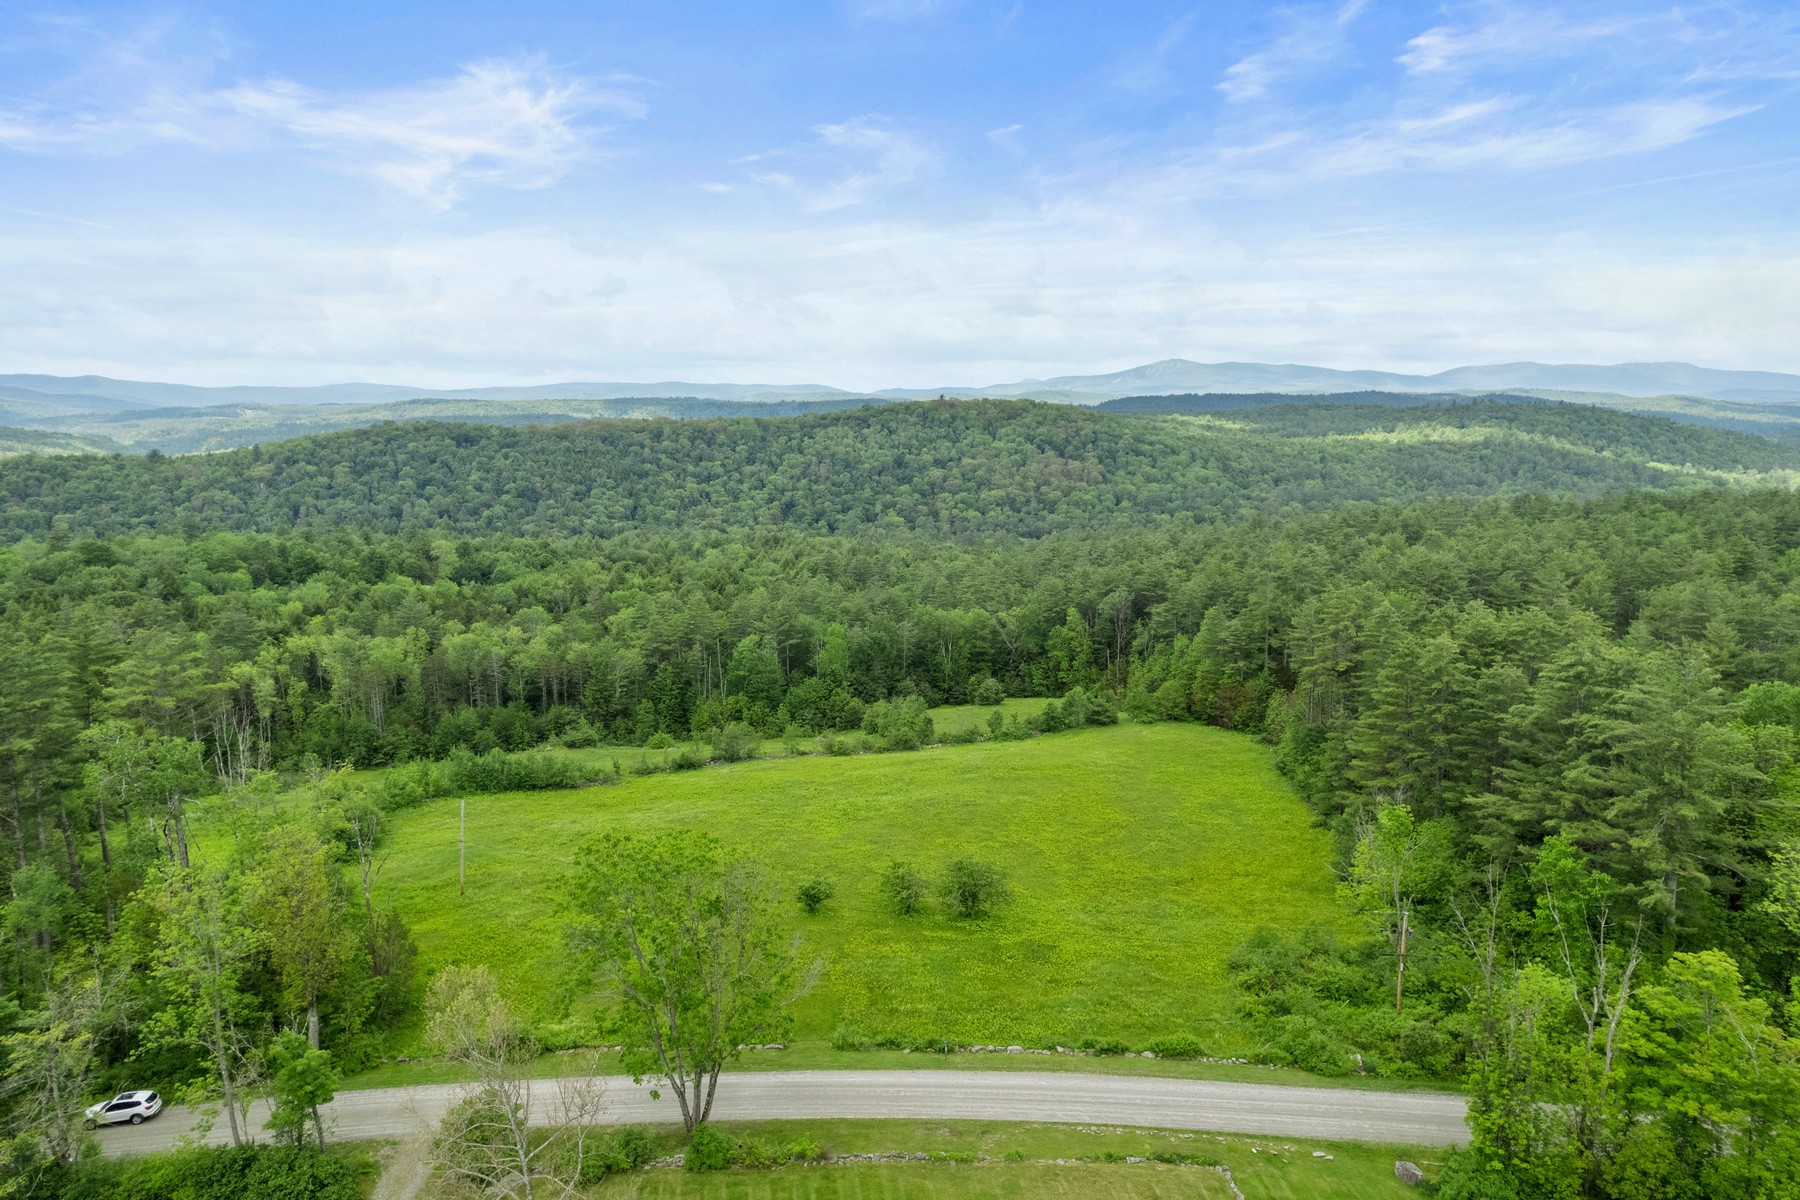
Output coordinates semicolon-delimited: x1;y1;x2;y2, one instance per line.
577;1120;1427;1200
373;722;1343;1053
917;698;1051;737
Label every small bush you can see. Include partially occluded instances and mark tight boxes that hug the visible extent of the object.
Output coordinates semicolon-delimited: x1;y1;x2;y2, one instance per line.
831;1023;874;1051
580;1125;661;1181
880;860;929;916
611;1125;659;1169
938;858;1011;919
686;1123;734;1173
862;695;935;751
378;771;427;810
557;721;601;748
974;677;1006;706
786;1134;824;1163
992;715;1029;741
646;732;674;750
1265;1014;1355;1076
666;746;705;771
1149;1033;1207;1059
532;1019;588;1052
796;877;836;914
711;722;759;763
1436;1149;1524;1199
439;747;584;795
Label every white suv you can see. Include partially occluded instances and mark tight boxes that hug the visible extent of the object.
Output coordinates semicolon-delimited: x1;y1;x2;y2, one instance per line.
84;1090;163;1128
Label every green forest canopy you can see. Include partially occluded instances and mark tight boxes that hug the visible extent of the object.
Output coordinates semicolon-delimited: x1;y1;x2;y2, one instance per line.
4;397;1799;1198
4;398;1798;541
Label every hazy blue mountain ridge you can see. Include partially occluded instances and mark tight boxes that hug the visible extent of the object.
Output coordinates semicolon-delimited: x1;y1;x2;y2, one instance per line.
5;357;1798;420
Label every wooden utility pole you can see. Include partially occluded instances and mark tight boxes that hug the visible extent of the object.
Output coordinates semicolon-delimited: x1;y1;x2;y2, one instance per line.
1394;903;1410;1013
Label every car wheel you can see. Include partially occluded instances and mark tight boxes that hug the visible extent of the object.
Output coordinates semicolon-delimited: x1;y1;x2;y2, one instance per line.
83;1120;96;1130
130;1114;144;1125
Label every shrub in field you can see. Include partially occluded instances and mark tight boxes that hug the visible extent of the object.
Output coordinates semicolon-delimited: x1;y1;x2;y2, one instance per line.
796;877;836;914
938;858;1010;918
711;722;759;763
579;1125;660;1180
611;1125;659;1169
784;1134;824;1163
973;676;1006;706
686;1123;734;1172
646;732;674;749
862;696;935;750
880;860;929;916
1149;1033;1206;1059
1124;678;1161;724
991;714;1029;741
831;1022;873;1051
734;1137;780;1168
440;747;584;795
666;745;706;771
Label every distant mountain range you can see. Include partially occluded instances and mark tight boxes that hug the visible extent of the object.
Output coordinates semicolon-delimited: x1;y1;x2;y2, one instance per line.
4;359;1799;416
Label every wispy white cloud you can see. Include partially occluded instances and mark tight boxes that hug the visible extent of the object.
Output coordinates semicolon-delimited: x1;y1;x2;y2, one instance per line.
0;52;640;207
1298;96;1755;176
1201;2;1769;186
986;123;1025;156
753;117;935;211
1399;3;1800;83
1219;0;1367;103
1399;10;1630;75
221;59;639;206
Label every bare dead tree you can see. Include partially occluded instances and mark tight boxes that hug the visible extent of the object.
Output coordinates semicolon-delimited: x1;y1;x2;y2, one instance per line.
424;965;608;1200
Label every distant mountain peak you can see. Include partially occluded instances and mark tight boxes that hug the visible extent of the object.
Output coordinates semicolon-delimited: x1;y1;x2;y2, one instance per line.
3;358;1798;416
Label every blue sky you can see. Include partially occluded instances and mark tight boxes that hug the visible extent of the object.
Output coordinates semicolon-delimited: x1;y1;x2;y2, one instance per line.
1;1;1797;388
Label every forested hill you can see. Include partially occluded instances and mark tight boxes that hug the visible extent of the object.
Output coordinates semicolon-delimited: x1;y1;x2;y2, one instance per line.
1098;389;1499;412
4;397;1797;542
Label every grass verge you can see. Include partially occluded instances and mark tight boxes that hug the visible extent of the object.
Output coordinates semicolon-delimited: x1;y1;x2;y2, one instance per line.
583;1119;1432;1199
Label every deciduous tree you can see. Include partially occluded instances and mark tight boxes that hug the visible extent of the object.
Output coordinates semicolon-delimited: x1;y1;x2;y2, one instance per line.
563;831;813;1132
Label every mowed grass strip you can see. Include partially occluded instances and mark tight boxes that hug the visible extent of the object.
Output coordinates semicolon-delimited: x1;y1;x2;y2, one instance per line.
590;1162;1235;1199
379;723;1342;1051
584;1119;1425;1200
